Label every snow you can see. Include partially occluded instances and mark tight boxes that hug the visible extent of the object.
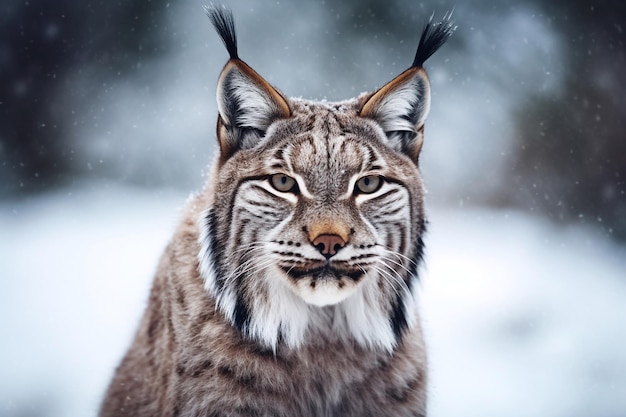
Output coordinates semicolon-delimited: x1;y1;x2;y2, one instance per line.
423;207;626;417
0;184;182;416
1;183;625;417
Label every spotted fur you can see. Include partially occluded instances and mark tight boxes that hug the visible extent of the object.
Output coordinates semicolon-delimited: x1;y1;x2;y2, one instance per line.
100;6;453;417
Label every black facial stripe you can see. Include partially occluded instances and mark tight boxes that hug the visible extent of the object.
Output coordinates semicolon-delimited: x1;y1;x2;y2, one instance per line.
390;288;409;339
272;148;284;161
233;292;251;333
233;218;250;248
363;187;403;205
373;202;406;217
398;223;407;256
237;206;283;222
390;219;427;341
383;177;408;188
249;183;288;201
386;233;396;253
362;143;389;172
241;199;279;209
224;174;272;230
362;143;376;171
203;208;229;293
410;221;427;280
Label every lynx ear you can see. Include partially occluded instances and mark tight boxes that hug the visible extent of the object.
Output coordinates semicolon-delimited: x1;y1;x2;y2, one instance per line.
360;13;455;161
205;5;290;158
216;60;290;154
360;68;431;160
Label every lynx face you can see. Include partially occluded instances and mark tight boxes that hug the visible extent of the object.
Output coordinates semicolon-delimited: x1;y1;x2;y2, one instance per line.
199;7;452;352
256;121;418;308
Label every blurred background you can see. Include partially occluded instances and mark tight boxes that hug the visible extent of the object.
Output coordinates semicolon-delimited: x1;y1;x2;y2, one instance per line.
1;0;625;416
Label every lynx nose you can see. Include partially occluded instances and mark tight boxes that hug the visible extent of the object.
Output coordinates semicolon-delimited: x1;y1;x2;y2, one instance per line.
312;234;346;258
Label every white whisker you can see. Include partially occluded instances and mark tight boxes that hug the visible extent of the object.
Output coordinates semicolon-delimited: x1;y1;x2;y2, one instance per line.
372;264;408;299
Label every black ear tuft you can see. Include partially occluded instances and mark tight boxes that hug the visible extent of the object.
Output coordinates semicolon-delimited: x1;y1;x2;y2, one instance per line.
206;5;291;159
412;11;456;68
204;4;239;60
360;12;455;163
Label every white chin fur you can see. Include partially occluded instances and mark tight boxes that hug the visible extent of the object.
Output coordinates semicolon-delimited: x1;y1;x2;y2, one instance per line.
295;279;358;307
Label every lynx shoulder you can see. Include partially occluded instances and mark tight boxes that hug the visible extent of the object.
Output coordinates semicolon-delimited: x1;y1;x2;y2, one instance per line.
100;6;454;417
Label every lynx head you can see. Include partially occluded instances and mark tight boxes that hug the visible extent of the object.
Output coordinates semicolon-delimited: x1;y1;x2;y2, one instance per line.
199;6;454;352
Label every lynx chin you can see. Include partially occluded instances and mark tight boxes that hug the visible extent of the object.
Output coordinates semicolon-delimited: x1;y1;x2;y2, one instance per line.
100;5;455;417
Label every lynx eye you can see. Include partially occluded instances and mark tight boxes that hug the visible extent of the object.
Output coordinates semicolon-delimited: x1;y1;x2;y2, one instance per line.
270;174;298;193
355;175;382;194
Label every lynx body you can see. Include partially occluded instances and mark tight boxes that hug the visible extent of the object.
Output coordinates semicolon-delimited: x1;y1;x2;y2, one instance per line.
100;7;454;417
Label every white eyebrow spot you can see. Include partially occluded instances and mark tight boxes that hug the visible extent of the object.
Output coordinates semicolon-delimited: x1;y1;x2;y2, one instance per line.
338;175;359;201
354;182;391;205
294;174;315;199
259;181;299;204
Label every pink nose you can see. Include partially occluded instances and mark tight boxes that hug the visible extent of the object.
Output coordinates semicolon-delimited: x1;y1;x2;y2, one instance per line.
312;234;346;257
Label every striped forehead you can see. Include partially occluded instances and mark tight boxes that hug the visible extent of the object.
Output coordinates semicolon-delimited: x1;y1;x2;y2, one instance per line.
290;133;364;171
270;132;383;182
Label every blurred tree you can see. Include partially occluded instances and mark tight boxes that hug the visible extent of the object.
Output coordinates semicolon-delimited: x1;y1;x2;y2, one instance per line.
0;0;170;197
507;0;626;239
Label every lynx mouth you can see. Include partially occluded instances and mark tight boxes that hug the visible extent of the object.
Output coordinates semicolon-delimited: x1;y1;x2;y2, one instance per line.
281;265;365;282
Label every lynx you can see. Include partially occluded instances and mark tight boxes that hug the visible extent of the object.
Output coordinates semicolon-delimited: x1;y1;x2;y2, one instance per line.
100;6;454;417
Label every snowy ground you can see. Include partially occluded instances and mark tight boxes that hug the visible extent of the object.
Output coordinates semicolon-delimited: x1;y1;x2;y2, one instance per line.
1;183;625;417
